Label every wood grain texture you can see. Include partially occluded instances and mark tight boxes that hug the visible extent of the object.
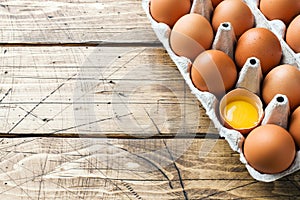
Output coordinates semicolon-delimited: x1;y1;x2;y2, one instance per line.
0;0;158;44
0;137;299;200
3;0;300;199
0;46;217;136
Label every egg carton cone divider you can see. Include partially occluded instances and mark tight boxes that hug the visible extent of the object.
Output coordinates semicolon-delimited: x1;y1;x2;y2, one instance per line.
244;0;300;68
142;0;300;182
236;57;263;95
262;94;290;129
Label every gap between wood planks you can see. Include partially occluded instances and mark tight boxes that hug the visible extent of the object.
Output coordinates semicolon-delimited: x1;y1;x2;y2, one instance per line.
1;42;219;140
0;133;221;139
0;41;162;47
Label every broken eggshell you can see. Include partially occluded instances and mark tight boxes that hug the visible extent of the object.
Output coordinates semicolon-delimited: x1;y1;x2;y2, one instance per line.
142;0;300;182
219;88;264;134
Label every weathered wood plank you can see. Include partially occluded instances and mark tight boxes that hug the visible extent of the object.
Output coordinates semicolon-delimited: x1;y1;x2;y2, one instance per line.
0;138;299;199
0;0;158;44
0;46;217;136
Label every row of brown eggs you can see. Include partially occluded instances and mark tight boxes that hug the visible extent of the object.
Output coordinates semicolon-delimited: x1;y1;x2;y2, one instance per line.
151;0;300;110
150;0;300;53
241;0;299;56
149;0;300;175
212;0;300;53
259;0;300;53
243;103;300;174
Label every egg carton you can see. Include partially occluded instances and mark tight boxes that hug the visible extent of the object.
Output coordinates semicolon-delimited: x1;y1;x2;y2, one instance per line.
142;0;300;182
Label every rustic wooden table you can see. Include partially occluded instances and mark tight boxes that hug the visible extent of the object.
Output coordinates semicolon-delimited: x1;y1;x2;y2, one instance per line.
0;0;300;199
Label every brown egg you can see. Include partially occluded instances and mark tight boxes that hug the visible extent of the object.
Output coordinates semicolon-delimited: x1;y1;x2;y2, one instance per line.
191;49;237;98
289;106;300;148
235;28;282;75
244;124;296;174
212;0;254;38
150;0;191;28
262;64;300;111
211;0;223;8
170;14;214;61
286;15;300;53
259;0;300;25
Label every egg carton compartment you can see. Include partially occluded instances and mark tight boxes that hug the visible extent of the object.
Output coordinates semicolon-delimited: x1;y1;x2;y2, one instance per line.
142;0;300;182
244;0;300;68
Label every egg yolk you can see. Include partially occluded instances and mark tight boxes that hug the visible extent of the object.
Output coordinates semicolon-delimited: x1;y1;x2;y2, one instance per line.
224;100;259;129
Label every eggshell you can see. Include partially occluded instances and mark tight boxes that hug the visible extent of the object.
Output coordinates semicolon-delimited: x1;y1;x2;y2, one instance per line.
289;106;300;149
235;28;282;75
212;0;254;38
286;15;300;53
170;13;214;61
142;0;300;182
244;124;296;174
211;0;223;8
219;88;264;134
190;49;237;98
149;0;191;28
259;0;300;25
262;64;300;111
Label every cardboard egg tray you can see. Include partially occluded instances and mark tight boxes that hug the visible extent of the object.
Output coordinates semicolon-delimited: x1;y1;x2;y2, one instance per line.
142;0;300;182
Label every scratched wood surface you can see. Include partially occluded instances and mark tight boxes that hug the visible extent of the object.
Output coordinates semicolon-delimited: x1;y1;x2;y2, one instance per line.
0;46;216;137
0;138;300;199
0;0;300;199
0;0;158;44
